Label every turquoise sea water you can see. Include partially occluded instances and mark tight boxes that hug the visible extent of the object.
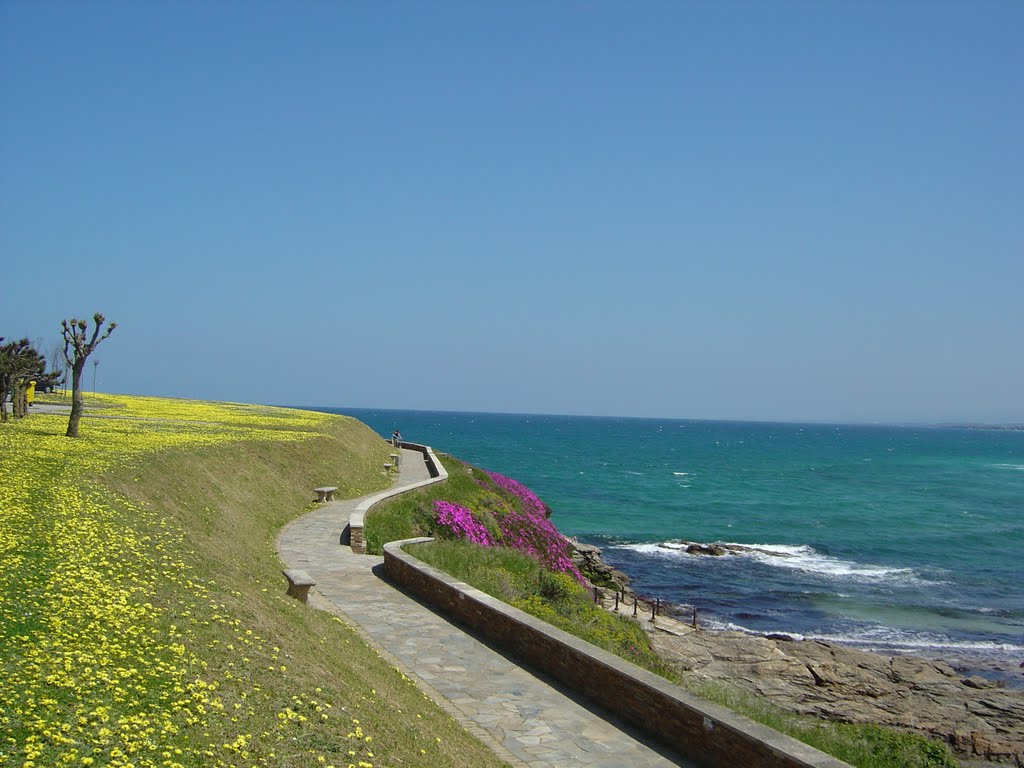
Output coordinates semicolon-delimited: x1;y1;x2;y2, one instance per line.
316;408;1024;684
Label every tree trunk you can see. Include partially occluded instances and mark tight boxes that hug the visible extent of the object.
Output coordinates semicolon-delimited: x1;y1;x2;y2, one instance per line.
12;383;24;418
66;360;86;437
0;375;10;422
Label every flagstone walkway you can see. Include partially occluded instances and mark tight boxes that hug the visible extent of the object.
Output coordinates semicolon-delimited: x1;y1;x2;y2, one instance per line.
276;446;696;768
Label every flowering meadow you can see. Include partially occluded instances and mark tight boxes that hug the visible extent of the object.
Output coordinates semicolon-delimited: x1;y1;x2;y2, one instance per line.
1;395;510;768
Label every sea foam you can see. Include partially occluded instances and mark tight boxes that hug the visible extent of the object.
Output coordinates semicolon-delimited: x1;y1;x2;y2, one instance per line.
616;540;938;586
700;618;1024;660
808;625;1024;657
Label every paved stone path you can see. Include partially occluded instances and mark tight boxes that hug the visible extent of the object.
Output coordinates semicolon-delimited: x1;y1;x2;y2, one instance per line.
277;447;696;768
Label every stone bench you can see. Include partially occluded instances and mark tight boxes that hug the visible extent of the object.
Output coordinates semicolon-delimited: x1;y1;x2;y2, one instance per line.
282;569;316;603
389;452;401;467
313;486;338;503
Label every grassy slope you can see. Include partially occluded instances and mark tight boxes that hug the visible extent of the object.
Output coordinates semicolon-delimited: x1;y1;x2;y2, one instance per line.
1;394;510;768
363;453;493;554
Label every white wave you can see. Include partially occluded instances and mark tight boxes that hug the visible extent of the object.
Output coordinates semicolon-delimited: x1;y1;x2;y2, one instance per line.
807;626;1024;656
702;617;755;633
699;616;809;639
614;540;938;586
698;620;1024;658
673;471;690;476
621;542;685;556
991;463;1024;471
741;544;927;584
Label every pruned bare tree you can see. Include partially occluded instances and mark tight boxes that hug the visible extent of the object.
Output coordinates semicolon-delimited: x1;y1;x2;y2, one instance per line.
61;314;117;437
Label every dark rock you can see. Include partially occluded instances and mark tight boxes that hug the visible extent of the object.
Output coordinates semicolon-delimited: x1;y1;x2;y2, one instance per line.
567;539;632;592
685;543;728;556
962;675;999;690
609;569;632;585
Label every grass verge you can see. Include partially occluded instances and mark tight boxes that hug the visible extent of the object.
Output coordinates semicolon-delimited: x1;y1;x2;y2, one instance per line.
363;453;502;554
687;682;958;768
407;539;676;678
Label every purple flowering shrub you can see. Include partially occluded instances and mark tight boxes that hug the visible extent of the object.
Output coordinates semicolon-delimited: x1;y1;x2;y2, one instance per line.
433;500;494;547
484;471;548;518
429;469;584;584
485;471;584;583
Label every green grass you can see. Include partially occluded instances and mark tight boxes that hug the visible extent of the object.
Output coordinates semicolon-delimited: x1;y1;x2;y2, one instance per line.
686;681;957;768
2;394;512;768
364;454;501;554
408;540;678;678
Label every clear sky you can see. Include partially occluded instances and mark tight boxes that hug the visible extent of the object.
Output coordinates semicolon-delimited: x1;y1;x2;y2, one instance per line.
1;1;1021;424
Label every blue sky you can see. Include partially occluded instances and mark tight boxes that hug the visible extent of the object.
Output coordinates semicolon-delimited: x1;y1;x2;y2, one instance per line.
2;1;1021;423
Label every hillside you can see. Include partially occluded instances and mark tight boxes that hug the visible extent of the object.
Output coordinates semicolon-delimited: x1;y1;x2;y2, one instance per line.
0;394;511;768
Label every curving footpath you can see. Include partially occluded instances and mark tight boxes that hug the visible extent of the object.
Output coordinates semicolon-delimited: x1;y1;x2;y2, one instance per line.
276;446;695;768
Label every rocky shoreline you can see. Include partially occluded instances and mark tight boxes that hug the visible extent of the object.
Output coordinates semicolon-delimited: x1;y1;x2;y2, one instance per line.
570;540;1024;766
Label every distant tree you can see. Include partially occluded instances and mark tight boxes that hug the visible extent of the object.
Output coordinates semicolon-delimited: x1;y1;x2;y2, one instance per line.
26;336;63;397
0;337;46;422
62;314;116;438
46;339;68;396
13;352;53;418
1;337;18;421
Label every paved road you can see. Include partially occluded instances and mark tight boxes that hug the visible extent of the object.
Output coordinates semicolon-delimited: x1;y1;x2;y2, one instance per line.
23;402;71;414
277;447;695;768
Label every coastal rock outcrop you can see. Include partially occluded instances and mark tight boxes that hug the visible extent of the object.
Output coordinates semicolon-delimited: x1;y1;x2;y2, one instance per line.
648;625;1024;765
574;538;1023;764
684;543;729;556
568;540;633;594
666;540;796;558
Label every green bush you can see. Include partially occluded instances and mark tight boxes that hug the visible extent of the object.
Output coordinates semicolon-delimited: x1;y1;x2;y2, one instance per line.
538;570;578;602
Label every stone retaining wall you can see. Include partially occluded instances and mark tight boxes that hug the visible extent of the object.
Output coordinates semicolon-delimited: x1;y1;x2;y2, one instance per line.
399;440;442;479
345;443;447;553
384;538;852;768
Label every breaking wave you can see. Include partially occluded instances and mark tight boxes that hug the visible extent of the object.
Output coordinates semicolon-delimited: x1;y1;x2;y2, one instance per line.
699;617;1024;661
615;540;940;586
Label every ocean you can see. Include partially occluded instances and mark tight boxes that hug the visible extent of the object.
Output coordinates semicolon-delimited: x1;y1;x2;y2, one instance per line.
314;407;1024;686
